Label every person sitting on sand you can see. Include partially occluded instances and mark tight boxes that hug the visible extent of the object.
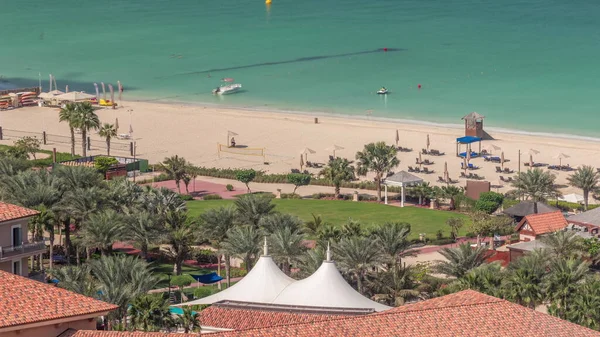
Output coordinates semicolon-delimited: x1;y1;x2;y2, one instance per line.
230;137;236;148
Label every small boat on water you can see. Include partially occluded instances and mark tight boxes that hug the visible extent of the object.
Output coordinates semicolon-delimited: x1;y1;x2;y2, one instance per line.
213;83;242;95
377;87;389;95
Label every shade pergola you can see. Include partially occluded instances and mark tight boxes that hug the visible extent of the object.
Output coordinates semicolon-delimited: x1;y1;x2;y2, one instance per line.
456;136;481;157
383;171;423;207
54;91;95;102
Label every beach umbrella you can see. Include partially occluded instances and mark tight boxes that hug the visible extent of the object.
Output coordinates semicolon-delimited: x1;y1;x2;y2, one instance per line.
65;85;69;93
528;149;540;167
326;145;344;158
94;83;99;101
463;156;468;173
109;84;115;107
466;149;471;164
529;154;534;169
444;161;449;182
426;134;430;152
395;129;399;147
227;131;238;146
300;155;304;171
301;147;316;162
115;118;119;132
553;153;570;167
484;144;501;154
501;151;505;169
129;124;134;135
418;152;423;169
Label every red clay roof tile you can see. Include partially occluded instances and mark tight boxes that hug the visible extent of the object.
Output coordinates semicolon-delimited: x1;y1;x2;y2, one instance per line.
0;270;118;329
0;201;39;222
201;306;339;330
68;332;199;337
517;211;568;235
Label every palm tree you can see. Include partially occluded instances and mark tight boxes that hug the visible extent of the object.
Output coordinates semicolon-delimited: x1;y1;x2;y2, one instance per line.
182;165;200;195
222;225;262;273
176;306;201;333
371;222;414;268
367;264;421;306
200;206;237;286
355;142;399;201
511;168;560;213
411;182;433;206
540;231;585;259
31;205;56;269
269;226;307;275
234;194;276;227
544;258;590;319
453;262;504;297
98;123;118;156
446;217;464;241
126;211;159;260
161;155;187;193
80;209;125;255
502;250;547;309
563;277;600;330
297;246;326;278
435;243;491;278
58;102;79;156
49;264;97;297
441;185;464;210
163;211;198;275
567;165;600;210
259;213;303;234
334;236;382;294
302;213;329;236
75;102;100;157
319;157;355;198
129;294;174;332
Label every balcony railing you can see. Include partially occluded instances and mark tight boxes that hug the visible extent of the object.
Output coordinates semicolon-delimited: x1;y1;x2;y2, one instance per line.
0;241;46;260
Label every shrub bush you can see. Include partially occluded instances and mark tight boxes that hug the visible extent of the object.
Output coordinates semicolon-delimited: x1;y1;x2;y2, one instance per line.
203;194;223;200
229;268;248;278
430;238;455;245
226;184;234;191
194;249;218;264
178;194;194;201
281;193;302;199
193;287;220;299
465;232;477;238
479;191;504;205
474;200;501;214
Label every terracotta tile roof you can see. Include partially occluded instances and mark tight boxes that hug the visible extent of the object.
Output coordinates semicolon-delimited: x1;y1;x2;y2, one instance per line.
209;290;600;337
0;201;39;222
68;332;199;337
201;306;339;330
0;271;118;329
516;211;568;235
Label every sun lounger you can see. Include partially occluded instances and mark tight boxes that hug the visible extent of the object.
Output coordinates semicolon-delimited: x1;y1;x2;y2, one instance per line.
408;166;415;172
422;148;428;155
496;166;502;173
503;168;513;174
460;172;467;178
423;167;433;174
438;176;445;182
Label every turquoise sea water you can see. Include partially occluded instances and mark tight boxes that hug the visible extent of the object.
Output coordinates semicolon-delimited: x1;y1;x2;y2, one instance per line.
1;0;600;137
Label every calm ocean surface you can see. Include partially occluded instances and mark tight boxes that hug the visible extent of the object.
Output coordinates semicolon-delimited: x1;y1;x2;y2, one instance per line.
1;0;599;137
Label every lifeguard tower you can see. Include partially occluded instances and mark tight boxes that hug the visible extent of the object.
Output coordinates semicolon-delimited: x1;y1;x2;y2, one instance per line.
462;112;485;138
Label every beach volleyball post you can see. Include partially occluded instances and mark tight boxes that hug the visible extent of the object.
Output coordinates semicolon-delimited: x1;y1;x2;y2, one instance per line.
217;143;266;162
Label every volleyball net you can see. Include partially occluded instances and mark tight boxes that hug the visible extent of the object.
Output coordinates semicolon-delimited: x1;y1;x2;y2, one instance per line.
217;143;266;161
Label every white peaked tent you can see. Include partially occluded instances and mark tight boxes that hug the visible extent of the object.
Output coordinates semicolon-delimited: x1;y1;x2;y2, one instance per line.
271;246;391;312
176;239;295;306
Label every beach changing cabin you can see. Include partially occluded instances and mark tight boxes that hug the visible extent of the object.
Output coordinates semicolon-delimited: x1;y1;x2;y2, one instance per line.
462;112;485;138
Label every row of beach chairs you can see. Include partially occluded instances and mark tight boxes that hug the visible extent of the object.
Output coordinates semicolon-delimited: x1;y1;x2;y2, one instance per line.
422;148;445;156
460;172;485;180
495;166;514;174
408;166;434;174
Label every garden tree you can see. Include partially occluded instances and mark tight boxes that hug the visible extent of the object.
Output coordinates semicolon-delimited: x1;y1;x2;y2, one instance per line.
562;276;600;330
163;210;199;275
234;194;276;227
319;157;355;198
334;236;382;294
583;237;600;265
446;217;464;241
30;206;56;269
80;209;124;255
297;246;326;278
541;231;586;260
411;182;433;205
302;213;329;236
76;102;100;157
469;212;513;247
474;191;504;214
222;225;262;273
58;102;79;155
269;226;307;275
177;306;201;333
435;243;491;278
355;141;399;201
340;219;363;238
13;136;41;159
90;255;160;328
0;145;28;160
316;224;342;246
367;264;422;306
182;165;200;195
48;264;97;298
511;168;560;213
171;275;195;303
94;156;119;175
567;165;600;210
235;169;257;192
543;258;590;320
370;222;414;267
200;206;237;286
126;211;159;260
98;123;118;156
502;250;547;309
105;178;144;213
258;213;303;234
286;173;311;194
161;155;188;193
129;294;174;332
141;186;187;221
450;263;504;297
441;185;464;210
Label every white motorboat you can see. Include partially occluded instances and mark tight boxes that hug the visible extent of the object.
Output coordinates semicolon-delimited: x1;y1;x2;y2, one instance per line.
212;83;242;95
377;88;389;95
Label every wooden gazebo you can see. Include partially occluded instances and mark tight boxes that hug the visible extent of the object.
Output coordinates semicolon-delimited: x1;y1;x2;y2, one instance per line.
462;112;485;138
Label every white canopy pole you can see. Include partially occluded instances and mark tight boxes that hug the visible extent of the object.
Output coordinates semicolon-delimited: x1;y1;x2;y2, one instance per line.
384;185;388;205
401;184;405;208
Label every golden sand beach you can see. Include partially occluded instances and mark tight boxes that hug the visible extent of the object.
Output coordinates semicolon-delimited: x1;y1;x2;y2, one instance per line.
1;101;599;198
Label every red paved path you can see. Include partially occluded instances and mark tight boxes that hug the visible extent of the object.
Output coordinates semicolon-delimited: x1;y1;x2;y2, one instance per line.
143;179;244;199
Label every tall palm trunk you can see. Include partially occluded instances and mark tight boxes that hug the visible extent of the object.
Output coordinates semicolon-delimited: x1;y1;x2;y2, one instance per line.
106;137;111;156
375;175;382;201
356;271;363;294
48;231;54;270
63;218;71;264
217;256;222;290
225;254;231;286
69;127;75;156
82;130;87;157
583;190;589;210
140;243;148;260
335;185;341;199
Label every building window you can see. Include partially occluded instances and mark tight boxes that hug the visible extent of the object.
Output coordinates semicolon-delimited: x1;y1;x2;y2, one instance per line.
11;225;22;247
12;260;21;275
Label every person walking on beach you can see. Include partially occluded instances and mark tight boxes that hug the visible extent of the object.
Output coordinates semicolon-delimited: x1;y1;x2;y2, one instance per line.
230;137;236;148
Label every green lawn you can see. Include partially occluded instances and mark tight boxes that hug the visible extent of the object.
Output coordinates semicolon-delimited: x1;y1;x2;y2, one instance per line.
187;199;469;239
